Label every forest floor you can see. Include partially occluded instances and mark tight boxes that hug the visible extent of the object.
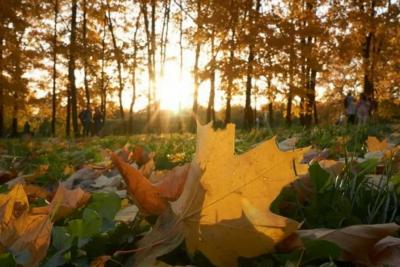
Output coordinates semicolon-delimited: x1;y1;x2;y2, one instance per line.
0;122;400;267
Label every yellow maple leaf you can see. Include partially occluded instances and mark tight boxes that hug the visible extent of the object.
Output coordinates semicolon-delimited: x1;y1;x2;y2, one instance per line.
135;123;308;267
0;184;29;234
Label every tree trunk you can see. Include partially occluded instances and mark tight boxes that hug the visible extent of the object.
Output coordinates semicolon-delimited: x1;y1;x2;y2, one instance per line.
225;2;237;125
244;0;261;129
0;36;3;137
141;2;153;129
83;0;90;109
107;1;125;120
68;0;79;137
191;0;201;131
51;0;58;136
362;0;376;100
129;14;141;133
100;14;107;123
286;34;294;126
207;32;216;123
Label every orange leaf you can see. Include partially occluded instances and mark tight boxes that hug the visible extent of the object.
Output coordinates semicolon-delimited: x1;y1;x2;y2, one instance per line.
111;152;168;215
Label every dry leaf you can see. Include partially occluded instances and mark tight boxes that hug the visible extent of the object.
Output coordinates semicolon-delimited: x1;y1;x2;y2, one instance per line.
134;123;308;267
90;255;111;267
0;169;17;184
297;223;400;266
139;154;156;178
367;136;391;152
48;185;91;221
111;153;168;215
63;165;75;176
0;184;29;234
23;184;52;201
0;213;52;267
155;164;190;201
372;236;400;267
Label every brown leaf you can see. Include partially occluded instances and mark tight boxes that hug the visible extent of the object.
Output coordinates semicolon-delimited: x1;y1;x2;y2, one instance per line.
0;213;52;267
297;223;400;266
155;164;190;201
0;169;17;184
111;152;168;215
372;236;400;267
23;184;52;201
90;255;111;267
130;145;151;166
48;185;91;221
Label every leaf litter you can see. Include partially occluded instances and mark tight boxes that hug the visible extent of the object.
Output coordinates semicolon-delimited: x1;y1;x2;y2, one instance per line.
0;126;400;266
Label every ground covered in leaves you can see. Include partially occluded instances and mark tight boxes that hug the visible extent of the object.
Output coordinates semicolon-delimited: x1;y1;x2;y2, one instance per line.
1;122;400;267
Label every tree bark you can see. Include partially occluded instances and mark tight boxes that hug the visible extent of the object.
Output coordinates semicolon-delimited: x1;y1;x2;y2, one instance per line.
286;32;294;126
82;0;90;109
107;1;125;120
207;31;216;123
362;0;376;100
100;13;107;123
51;0;58;136
244;0;261;129
68;0;79;137
141;2;153;128
0;36;3;137
129;14;141;132
191;0;201;131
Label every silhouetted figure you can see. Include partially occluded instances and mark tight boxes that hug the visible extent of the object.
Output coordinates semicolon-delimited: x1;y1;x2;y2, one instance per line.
79;108;92;137
93;107;104;136
38;119;51;137
23;121;31;134
356;93;371;125
344;92;356;124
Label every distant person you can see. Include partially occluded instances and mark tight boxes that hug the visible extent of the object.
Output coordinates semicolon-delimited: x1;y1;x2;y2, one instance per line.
79;107;92;137
356;93;371;125
344;92;356;124
93;107;104;136
38;118;51;137
23;121;31;135
23;121;32;139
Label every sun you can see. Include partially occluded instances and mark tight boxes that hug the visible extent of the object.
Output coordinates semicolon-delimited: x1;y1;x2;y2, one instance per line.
156;61;193;113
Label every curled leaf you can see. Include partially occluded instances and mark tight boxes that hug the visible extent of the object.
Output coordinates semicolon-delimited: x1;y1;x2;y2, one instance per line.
111;152;168;215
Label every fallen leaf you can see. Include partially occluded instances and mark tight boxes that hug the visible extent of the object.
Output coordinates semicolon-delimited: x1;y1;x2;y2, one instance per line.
63;165;75;176
372;236;400;267
278;137;299;151
367;136;391;152
139;153;156;178
48;185;91;221
133;123;308;267
0;169;17;184
114;205;139;223
297;223;400;266
0;184;29;234
130;145;151;166
154;164;190;201
23;184;51;201
90;255;111;267
111;152;168;215
0;213;52;267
